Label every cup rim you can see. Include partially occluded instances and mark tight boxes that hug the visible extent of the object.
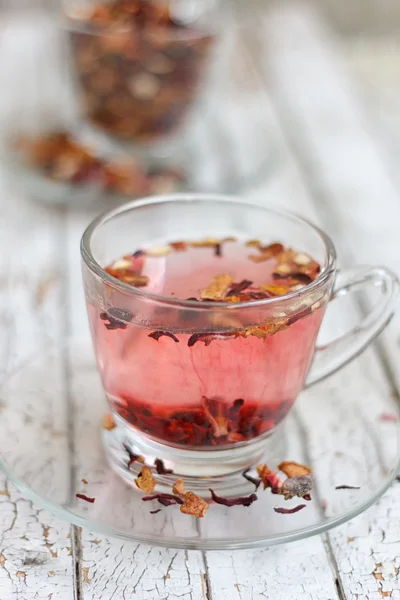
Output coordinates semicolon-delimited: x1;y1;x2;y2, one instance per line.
80;193;337;309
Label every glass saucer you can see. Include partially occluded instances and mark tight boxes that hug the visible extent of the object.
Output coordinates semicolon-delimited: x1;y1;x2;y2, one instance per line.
0;338;399;550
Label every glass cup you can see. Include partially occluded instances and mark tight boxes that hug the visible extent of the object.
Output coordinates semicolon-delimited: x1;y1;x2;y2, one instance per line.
81;194;399;485
64;0;221;157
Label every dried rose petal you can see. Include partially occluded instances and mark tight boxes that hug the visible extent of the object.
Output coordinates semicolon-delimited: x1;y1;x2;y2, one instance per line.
335;485;360;490
148;330;179;343
278;461;312;478
150;509;162;514
209;488;258;507
101;413;116;431
281;474;312;500
200;274;233;301
76;493;95;503
274;504;306;514
154;458;173;474
180;492;209;517
135;466;155;494
172;479;185;496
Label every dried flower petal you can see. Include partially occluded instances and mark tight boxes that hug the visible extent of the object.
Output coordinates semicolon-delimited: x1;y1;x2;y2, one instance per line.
154;458;173;474
257;464;283;492
200;274;233;301
281;474;312;500
142;493;183;506
246;239;261;247
379;413;399;423
101;413;116;430
278;461;312;478
172;479;185;496
293;253;311;266
76;493;95;503
226;280;253;297
123;443;145;468
242;469;261;490
203;397;228;438
190;237;219;248
260;284;290;296
209;488;258;507
81;478;88;485
214;243;222;257
335;485;360;490
148;330;179;343
170;241;187;251
150;509;162;514
274;504;306;514
135;466;155;494
180;492;209;517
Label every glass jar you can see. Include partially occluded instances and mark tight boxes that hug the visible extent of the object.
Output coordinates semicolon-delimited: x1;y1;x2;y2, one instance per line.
64;0;223;158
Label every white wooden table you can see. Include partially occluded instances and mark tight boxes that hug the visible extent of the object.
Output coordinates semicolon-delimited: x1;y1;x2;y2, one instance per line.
0;2;400;598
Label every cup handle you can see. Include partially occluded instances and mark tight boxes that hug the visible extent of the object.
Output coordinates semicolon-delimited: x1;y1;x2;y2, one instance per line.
305;266;400;387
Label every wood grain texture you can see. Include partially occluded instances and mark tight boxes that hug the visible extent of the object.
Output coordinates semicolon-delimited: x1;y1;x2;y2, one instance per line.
259;3;400;598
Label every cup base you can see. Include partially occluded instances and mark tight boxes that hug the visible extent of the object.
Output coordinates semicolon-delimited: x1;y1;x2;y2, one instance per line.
103;413;287;497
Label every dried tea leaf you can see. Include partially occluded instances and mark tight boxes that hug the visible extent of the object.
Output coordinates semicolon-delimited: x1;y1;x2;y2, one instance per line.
335;485;360;490
172;479;185;496
200;274;233;301
101;413;116;431
148;330;179;342
257;464;283;492
170;241;187;251
154;458;173;474
274;504;306;514
180;492;209;518
259;284;290;296
293;253;311;266
249;242;285;263
142;493;183;506
135;466;155;494
226;280;253;297
209;488;258;507
145;245;172;257
281;474;312;500
121;274;149;287
190;237;219;248
242;469;261;490
278;461;312;478
76;493;95;503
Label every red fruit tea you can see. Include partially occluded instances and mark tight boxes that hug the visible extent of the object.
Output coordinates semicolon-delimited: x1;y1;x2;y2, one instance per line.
88;238;326;448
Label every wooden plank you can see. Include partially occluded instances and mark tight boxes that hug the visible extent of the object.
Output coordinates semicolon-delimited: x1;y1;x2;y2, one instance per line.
0;15;77;598
0;185;73;597
258;3;400;599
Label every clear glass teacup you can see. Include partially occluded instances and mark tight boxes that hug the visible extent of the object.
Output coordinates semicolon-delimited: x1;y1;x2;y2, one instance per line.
81;194;399;485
